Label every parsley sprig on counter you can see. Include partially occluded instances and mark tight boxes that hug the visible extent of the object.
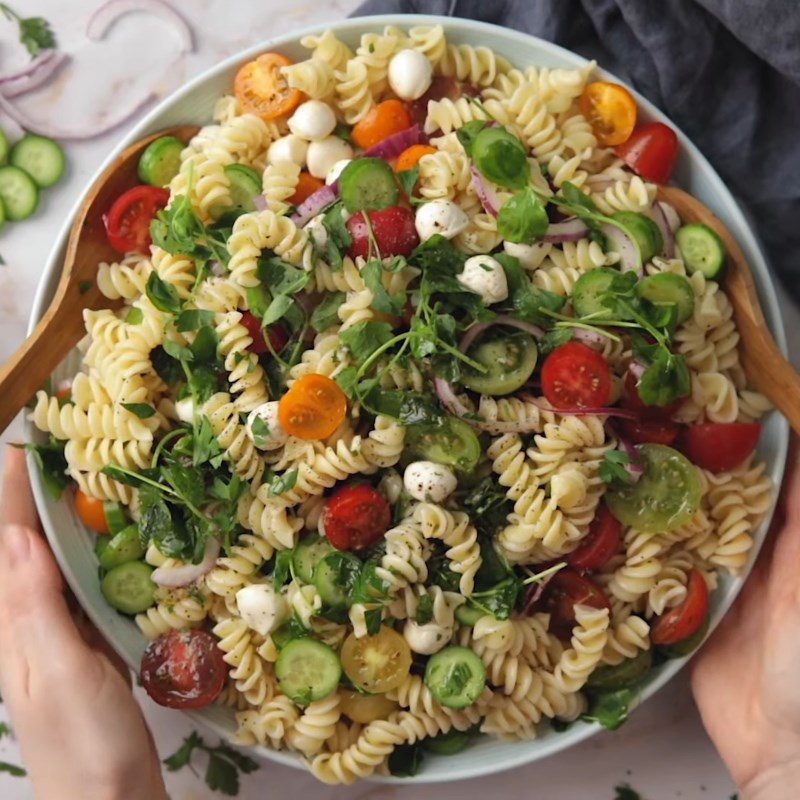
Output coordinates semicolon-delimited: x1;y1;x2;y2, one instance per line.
0;3;55;58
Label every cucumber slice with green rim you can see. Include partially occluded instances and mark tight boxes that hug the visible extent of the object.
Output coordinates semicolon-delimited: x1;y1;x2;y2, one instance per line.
635;272;695;324
0;165;38;220
0;195;5;231
675;223;725;279
103;501;128;535
275;638;342;704
611;211;663;263
314;551;362;608
404;415;481;472
137;135;184;187
587;647;652;691
454;603;483;627
98;525;146;570
9;135;64;188
293;535;335;584
657;613;710;658
339;157;399;212
571;267;625;319
100;561;155;615
460;329;538;396
218;163;261;217
423;727;478;755
0;127;8;164
424;646;486;709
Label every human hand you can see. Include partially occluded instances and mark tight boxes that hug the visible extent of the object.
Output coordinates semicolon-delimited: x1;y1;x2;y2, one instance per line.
692;436;800;800
0;446;167;800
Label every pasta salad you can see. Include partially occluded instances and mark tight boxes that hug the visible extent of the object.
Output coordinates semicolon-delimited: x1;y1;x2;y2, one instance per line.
29;24;774;784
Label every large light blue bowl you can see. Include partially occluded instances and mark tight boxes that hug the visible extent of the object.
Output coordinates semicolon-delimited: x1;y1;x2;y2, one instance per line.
26;14;789;783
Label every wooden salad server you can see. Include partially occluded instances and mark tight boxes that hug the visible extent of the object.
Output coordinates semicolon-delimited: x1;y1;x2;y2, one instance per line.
0;125;199;434
658;185;800;434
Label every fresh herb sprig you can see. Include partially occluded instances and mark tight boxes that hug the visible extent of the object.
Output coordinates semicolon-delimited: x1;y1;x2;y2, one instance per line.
0;3;55;58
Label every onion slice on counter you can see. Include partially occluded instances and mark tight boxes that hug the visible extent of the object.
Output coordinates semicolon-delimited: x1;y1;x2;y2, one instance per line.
651;200;675;258
151;537;220;588
458;315;544;354
363;124;421;160
0;50;70;98
469;165;500;216
600;222;640;274
543;216;590;243
86;0;194;52
290;183;338;227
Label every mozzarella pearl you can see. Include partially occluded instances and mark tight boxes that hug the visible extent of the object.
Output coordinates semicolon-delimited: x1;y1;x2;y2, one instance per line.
388;49;434;101
236;584;288;636
266;134;308;167
403;460;457;503
377;469;404;505
174;397;196;423
403;619;451;655
246;401;288;449
306;136;354;180
414;199;469;241
326;158;352;186
288;100;337;142
503;240;547;270
457;255;509;305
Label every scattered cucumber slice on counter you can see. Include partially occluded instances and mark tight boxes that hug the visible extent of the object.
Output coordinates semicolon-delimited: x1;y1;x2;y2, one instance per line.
0;127;8;164
424;646;486;709
98;525;146;570
100;561;155;614
275;638;342;704
10;135;65;188
635;272;695;324
137;135;184;187
0;165;38;220
675;223;725;279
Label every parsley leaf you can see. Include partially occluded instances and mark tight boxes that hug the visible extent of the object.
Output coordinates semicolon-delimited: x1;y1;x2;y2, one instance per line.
250;415;269;448
538;327;573;355
321;203;351;271
637;347;690;407
415;593;433;624
176;309;214;332
163;731;203;770
13;437;68;500
599;449;635;485
0;4;55;58
338;320;394;365
468;575;521;620
361;258;403;315
150;345;184;385
121;402;156;419
396;165;421;203
455;119;489;158
310;291;345;332
145;271;181;314
495;252;564;325
272;549;294;589
268;468;298;497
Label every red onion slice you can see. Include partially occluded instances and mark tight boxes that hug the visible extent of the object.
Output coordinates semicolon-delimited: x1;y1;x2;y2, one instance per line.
0;50;71;98
616;435;644;483
543;217;590;243
458;315;544;354
87;0;194;53
0;50;55;84
433;376;472;418
290;183;338;227
151;537;220;587
252;193;267;212
601;222;640;275
469;165;500;217
651;200;675;258
521;394;640;420
363;123;421;160
570;327;614;349
0;90;155;140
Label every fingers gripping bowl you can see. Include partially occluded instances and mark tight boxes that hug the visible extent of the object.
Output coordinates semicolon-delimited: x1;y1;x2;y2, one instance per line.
25;15;788;784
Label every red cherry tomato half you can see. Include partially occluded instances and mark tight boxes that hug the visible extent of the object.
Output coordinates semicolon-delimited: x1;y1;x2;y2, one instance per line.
541;342;612;409
567;504;622;571
623;369;685;418
140;629;227;709
542;568;611;641
620;416;682;446
239;310;288;355
651;569;709;645
614;122;678;185
104;185;169;254
677;422;761;473
346;205;419;260
407;76;467;127
322;483;391;551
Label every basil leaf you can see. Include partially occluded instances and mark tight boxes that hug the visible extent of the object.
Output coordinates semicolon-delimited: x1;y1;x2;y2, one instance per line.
494;252;564;325
396;165;420;200
150;345;184;385
496;187;549;244
14;437;68;500
456;119;489;158
273;549;294;589
145;271;181;314
637;348;690;407
322;203;351;271
472;126;530;190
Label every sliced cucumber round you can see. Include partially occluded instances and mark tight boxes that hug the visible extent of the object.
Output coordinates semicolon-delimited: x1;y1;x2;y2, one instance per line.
424;646;486;709
570;267;625;319
0;165;38;220
9;135;64;188
314;551;362;609
98;525;146;570
137;135;184;187
293;535;335;584
635;272;695;325
675;223;725;279
100;561;155;615
275;638;342;704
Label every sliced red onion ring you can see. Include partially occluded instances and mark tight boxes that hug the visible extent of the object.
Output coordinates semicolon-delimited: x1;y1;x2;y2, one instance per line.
433;376;471;418
469;165;500;217
458;315;544;354
523;568;558;615
252;193;267;212
87;0;194;53
0;50;71;98
151;537;220;587
601;222;640;275
521;394;640;420
0;90;155;140
571;327;614;349
363;123;421;160
0;50;55;84
290;183;338;227
543;216;590;243
651;200;675;258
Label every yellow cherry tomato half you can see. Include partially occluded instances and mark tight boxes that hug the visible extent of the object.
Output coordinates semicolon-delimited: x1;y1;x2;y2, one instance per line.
234;52;303;121
579;81;637;146
340;626;412;694
74;488;109;533
278;373;347;441
339;689;399;723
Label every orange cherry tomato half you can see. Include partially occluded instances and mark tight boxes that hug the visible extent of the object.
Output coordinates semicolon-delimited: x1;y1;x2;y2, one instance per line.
290;171;325;206
579;81;637;146
141;629;227;709
234;52;303;121
351;99;413;150
278;373;347;440
74;488;109;533
104;185;169;254
395;144;436;173
650;569;709;645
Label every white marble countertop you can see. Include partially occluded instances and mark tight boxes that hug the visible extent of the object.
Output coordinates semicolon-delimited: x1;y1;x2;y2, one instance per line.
0;2;798;798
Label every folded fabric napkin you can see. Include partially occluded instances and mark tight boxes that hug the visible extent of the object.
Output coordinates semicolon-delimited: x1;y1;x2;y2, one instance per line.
354;0;800;302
